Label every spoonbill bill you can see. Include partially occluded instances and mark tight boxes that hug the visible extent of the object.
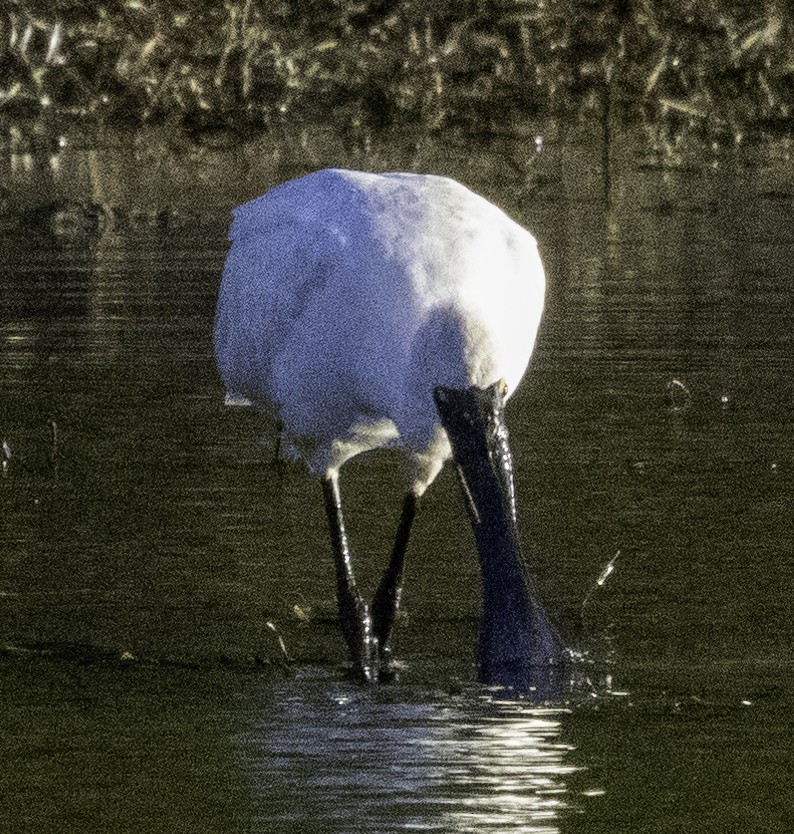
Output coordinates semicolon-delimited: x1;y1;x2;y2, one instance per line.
214;168;562;695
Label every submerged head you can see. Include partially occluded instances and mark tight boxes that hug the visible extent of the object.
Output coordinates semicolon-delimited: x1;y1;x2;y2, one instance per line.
434;380;564;699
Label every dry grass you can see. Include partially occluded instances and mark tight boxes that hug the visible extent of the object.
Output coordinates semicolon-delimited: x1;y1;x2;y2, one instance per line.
0;1;792;144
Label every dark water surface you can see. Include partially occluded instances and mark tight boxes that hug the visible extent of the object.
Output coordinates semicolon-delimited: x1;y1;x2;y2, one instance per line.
1;131;792;832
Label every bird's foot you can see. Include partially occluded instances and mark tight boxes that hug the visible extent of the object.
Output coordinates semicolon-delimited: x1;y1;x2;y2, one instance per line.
375;645;401;682
340;602;379;683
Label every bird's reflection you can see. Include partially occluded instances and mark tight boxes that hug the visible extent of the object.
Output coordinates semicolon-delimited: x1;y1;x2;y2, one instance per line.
240;672;577;833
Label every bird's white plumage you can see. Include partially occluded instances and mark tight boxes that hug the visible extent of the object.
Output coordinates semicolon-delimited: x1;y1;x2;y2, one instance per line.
214;168;545;493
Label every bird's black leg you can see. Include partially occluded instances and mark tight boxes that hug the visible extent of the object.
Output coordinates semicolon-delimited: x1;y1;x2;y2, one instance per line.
322;475;377;682
372;491;418;677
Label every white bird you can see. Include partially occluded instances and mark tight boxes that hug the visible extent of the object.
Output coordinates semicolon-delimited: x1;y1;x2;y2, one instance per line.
215;169;562;694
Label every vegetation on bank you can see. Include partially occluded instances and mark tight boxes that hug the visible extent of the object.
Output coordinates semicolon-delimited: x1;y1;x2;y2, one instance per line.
0;0;792;145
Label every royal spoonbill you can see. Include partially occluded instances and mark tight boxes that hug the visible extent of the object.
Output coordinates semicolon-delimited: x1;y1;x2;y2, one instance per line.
214;168;562;695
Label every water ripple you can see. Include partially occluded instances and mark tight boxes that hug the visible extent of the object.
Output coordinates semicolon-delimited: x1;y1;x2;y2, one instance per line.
241;673;578;833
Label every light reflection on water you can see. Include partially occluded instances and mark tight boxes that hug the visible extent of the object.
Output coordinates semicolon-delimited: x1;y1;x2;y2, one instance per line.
243;671;579;833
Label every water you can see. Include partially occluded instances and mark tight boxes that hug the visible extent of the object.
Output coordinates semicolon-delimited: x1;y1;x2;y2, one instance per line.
1;128;792;832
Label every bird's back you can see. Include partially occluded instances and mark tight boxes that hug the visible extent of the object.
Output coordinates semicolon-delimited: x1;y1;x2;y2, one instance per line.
214;169;545;484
